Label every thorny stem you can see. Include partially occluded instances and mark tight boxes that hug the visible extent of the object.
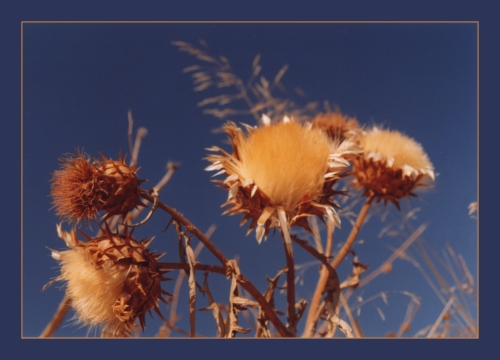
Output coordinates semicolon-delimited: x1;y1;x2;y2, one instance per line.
40;295;72;337
141;193;291;337
301;195;373;337
142;193;228;265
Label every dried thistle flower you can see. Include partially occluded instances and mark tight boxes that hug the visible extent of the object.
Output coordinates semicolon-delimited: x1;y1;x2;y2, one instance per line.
311;110;361;143
206;115;360;244
50;224;170;337
50;151;146;224
351;126;435;209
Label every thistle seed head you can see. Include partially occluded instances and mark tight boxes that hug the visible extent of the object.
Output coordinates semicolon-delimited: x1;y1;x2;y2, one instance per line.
351;126;435;208
51;224;169;337
206;115;360;243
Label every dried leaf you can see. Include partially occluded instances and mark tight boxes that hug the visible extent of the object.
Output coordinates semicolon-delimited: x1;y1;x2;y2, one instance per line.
320;258;342;338
226;260;251;337
255;269;287;338
199;273;226;337
339;251;369;290
185;235;197;337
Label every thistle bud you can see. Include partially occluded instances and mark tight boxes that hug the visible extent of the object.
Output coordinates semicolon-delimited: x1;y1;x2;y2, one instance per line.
50;151;145;224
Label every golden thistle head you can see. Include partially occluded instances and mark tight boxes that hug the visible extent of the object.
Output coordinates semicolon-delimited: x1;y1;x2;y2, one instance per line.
50;224;170;337
311;110;361;143
206;115;360;243
351;126;435;208
50;151;146;224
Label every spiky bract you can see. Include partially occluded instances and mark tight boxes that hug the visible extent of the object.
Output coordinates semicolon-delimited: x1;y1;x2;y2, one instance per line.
50;151;145;224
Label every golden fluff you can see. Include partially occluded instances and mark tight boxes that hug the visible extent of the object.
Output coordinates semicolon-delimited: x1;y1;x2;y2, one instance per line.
206;115;360;245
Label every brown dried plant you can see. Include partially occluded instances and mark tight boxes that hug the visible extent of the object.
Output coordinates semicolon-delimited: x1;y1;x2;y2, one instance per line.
44;113;294;337
49;224;170;337
40;42;476;339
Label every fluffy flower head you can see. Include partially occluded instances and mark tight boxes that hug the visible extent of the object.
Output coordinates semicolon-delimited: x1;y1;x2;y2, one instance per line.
351;126;435;208
50;225;169;337
238;119;331;210
206;115;359;242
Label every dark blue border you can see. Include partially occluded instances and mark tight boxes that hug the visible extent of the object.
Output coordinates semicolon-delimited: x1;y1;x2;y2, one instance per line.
11;1;494;358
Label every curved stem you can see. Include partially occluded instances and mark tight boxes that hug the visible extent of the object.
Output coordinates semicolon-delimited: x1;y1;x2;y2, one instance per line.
142;193;229;266
142;193;291;337
291;235;336;278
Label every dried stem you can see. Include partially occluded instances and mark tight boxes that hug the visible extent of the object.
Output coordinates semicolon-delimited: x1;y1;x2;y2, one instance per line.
126;161;179;224
301;218;335;337
283;236;297;336
302;196;373;337
40;295;72;337
130;127;148;167
142;193;229;265
291;235;335;276
339;292;363;338
142;193;291;337
163;235;208;338
331;195;373;269
310;216;324;254
185;236;197;337
356;223;428;289
427;297;454;338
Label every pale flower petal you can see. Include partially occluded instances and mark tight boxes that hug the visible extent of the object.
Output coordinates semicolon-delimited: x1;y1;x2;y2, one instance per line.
241;178;254;187
261;114;271;126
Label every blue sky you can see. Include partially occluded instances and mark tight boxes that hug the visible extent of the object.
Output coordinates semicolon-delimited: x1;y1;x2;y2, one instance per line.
22;22;477;338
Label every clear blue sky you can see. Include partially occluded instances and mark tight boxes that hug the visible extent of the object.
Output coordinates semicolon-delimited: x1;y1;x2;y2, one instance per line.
22;22;477;338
